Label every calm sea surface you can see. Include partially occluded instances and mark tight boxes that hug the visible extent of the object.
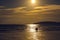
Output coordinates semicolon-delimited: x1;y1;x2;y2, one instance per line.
0;24;60;40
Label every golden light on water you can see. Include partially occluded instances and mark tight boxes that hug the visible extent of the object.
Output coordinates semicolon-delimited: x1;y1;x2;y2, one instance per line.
26;24;39;32
25;24;45;40
29;28;36;32
28;24;38;28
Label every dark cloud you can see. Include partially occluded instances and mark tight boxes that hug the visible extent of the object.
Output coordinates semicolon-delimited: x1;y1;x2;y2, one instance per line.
0;0;26;8
44;0;60;5
0;0;60;8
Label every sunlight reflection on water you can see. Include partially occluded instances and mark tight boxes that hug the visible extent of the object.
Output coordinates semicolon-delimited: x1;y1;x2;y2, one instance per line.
25;24;45;40
1;24;60;40
26;24;39;32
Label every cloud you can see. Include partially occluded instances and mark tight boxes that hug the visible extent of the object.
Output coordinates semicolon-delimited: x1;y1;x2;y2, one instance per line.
12;5;60;14
1;0;60;8
0;6;5;8
0;5;60;24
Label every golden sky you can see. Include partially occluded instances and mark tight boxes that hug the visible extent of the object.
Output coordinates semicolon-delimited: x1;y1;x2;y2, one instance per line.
0;5;60;24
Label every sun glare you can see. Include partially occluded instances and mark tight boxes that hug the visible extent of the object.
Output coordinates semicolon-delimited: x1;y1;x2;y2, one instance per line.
31;0;36;4
26;24;39;32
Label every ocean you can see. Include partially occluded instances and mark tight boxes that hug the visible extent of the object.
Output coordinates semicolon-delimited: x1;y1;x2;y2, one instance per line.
0;24;60;40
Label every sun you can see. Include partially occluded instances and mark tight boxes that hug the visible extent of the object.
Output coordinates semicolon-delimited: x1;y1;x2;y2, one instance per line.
31;0;36;4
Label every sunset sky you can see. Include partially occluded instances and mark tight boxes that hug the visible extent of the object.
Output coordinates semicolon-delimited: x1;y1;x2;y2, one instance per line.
0;0;60;8
0;0;60;24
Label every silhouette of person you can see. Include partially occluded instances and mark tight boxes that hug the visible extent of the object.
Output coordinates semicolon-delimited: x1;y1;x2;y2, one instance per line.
36;28;38;32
